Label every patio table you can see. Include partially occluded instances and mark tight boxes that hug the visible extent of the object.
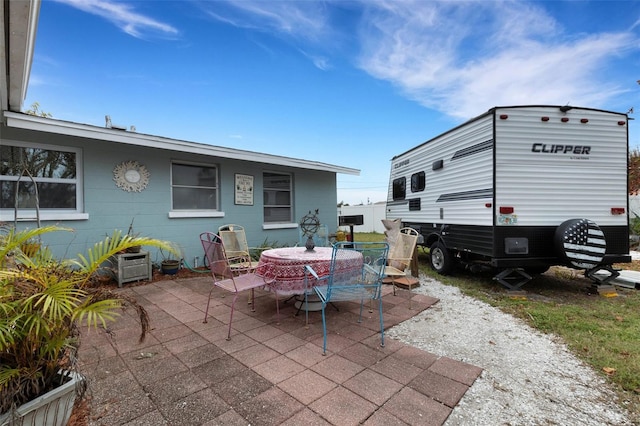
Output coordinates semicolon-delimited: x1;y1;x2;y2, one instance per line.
256;246;362;296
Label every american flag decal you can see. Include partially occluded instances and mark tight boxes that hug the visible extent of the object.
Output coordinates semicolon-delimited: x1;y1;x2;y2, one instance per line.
562;219;606;269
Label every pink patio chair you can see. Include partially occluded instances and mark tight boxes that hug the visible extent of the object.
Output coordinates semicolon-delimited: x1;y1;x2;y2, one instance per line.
200;231;276;340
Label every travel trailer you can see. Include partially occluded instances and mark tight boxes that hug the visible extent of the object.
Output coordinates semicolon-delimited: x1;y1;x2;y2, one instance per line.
386;105;631;290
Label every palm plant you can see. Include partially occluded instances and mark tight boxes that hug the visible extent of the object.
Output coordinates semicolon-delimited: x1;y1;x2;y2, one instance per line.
0;225;178;415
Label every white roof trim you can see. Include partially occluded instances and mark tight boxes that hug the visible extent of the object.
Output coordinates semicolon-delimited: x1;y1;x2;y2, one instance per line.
2;0;40;112
0;1;7;112
3;112;360;175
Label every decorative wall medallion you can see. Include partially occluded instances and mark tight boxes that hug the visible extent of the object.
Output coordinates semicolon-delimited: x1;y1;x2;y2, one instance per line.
113;160;150;192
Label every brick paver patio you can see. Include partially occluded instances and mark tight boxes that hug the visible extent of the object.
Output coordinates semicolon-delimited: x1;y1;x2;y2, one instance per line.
78;276;482;425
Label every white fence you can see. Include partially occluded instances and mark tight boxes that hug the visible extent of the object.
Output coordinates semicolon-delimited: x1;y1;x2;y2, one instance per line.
337;197;640;234
336;203;387;234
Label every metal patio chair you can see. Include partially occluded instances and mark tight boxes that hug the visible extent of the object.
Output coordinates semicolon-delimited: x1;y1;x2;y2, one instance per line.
304;241;389;355
384;227;420;309
218;224;264;272
200;231;276;340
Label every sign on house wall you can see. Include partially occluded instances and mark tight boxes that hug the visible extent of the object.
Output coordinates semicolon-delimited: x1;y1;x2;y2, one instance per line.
235;174;254;205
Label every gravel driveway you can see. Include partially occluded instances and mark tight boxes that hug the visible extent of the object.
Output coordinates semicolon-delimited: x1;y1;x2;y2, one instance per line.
387;276;634;425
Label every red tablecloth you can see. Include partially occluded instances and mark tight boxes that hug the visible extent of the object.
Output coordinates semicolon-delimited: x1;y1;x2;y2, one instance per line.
257;246;363;295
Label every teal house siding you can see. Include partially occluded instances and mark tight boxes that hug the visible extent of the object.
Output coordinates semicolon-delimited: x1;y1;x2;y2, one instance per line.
0;115;356;267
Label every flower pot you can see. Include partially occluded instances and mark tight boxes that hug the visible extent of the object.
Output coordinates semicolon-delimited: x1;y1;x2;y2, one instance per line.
0;371;83;426
305;235;316;252
161;259;180;275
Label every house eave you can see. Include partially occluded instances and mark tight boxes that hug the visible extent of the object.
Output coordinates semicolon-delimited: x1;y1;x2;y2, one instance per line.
1;0;40;113
3;111;360;176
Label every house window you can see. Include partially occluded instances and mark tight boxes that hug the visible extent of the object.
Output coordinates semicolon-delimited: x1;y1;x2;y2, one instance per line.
0;142;81;211
171;162;218;210
392;177;406;201
263;172;292;223
411;171;425;192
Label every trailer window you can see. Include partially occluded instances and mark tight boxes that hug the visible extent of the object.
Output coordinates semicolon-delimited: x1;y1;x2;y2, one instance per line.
411;172;425;192
392;177;406;200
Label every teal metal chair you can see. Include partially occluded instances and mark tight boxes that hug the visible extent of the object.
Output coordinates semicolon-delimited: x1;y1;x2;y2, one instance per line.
304;241;389;355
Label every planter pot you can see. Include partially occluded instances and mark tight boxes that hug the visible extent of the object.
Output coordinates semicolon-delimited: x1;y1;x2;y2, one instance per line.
305;235;316;252
95;272;115;286
0;371;83;426
161;260;180;275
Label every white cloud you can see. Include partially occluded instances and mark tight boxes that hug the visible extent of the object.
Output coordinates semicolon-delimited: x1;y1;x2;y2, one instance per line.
55;0;178;38
198;0;330;42
357;1;638;119
298;49;331;71
203;0;639;118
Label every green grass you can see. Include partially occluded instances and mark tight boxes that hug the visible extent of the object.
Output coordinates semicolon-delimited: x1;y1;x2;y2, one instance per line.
353;232;640;419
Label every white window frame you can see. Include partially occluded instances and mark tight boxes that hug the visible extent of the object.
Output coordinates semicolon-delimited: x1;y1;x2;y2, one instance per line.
0;140;87;221
263;171;294;226
168;161;224;219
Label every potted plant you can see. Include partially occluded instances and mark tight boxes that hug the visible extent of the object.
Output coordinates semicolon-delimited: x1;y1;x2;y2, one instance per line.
0;225;178;425
161;259;180;275
157;246;181;275
160;257;180;275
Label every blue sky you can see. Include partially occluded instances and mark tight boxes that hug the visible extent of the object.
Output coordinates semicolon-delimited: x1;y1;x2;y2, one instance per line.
25;0;640;205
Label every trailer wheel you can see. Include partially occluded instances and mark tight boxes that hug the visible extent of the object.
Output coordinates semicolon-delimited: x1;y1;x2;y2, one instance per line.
554;218;606;270
430;242;454;275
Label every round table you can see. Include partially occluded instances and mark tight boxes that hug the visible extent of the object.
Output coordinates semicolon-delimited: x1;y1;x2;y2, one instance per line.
256;246;362;296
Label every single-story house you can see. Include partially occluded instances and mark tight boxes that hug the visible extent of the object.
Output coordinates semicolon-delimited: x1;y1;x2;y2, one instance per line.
0;1;359;266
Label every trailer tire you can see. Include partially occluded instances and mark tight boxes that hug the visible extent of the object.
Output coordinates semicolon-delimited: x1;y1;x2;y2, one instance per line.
430;242;454;275
554;218;606;270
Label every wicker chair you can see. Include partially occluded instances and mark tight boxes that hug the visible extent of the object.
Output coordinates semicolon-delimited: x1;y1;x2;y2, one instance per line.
384;227;419;309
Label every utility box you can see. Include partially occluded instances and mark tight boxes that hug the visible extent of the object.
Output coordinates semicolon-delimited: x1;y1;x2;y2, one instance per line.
116;251;152;287
339;215;364;227
339;215;364;245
